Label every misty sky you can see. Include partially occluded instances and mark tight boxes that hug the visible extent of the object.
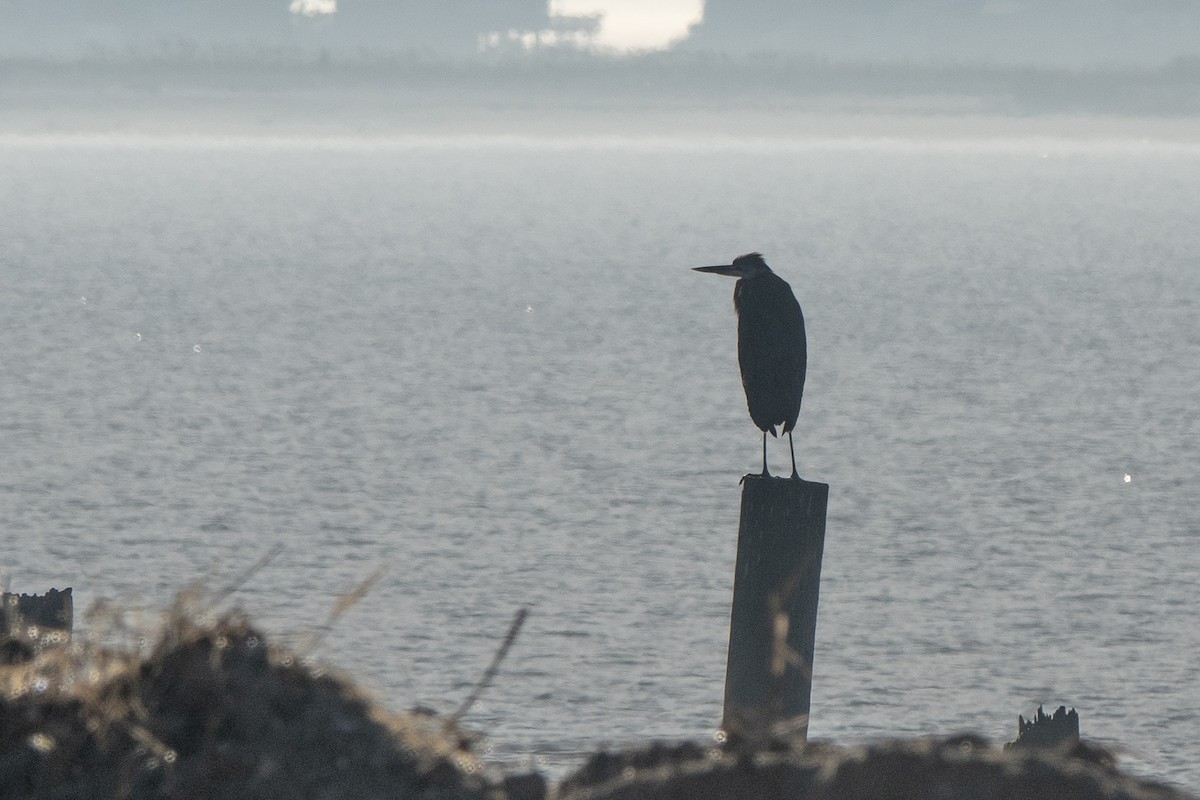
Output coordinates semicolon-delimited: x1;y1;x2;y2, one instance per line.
1;0;1197;66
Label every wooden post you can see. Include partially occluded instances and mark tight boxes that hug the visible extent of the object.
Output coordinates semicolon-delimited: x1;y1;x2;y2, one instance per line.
1005;705;1080;750
1;588;73;663
722;476;828;738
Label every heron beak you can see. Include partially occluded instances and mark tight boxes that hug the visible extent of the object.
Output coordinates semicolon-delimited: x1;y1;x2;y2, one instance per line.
692;264;742;277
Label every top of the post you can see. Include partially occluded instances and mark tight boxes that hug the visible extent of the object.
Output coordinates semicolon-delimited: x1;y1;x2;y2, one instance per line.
740;473;829;489
738;474;830;513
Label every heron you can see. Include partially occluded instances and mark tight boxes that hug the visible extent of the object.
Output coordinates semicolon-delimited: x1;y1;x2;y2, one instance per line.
694;252;807;478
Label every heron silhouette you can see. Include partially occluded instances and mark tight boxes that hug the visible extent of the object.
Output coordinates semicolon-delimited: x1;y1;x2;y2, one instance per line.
694;253;807;478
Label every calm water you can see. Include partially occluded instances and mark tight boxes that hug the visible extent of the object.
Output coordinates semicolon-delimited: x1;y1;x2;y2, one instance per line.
2;133;1198;787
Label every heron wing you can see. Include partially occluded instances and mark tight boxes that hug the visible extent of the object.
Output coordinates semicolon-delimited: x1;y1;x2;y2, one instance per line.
735;274;807;434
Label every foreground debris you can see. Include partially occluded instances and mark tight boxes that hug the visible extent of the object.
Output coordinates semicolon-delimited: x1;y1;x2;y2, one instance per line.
0;606;1192;800
558;734;1193;800
0;609;518;800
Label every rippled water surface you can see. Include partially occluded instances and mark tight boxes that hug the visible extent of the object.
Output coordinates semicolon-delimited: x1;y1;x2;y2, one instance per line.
2;135;1198;786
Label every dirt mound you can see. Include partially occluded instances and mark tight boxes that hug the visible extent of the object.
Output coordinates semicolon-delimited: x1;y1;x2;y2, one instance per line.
557;733;1193;800
0;610;506;800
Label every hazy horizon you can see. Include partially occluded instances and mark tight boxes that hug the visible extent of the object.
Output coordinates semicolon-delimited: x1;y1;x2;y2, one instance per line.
4;48;1200;139
5;0;1199;136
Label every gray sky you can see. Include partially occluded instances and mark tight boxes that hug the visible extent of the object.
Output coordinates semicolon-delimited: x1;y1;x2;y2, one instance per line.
1;0;1197;66
688;0;1200;66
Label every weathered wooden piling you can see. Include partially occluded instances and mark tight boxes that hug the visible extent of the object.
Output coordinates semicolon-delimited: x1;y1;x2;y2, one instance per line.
1006;705;1080;750
1;588;73;663
723;476;828;737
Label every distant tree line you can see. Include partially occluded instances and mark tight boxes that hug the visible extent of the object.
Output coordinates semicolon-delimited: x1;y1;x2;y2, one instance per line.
5;48;1199;117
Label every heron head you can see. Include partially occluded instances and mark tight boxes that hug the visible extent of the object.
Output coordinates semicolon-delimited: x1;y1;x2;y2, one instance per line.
692;252;772;279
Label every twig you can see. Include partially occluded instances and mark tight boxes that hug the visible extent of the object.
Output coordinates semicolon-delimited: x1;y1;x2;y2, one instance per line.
302;565;388;653
213;543;287;603
446;607;529;730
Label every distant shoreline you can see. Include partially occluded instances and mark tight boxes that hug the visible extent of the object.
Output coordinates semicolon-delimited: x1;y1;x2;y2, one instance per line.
3;53;1199;141
3;102;1200;146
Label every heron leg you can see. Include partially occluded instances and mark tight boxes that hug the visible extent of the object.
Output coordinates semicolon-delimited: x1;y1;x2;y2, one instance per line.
761;432;770;477
788;431;798;479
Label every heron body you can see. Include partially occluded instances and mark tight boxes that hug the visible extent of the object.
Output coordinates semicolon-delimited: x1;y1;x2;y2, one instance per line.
694;253;807;477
